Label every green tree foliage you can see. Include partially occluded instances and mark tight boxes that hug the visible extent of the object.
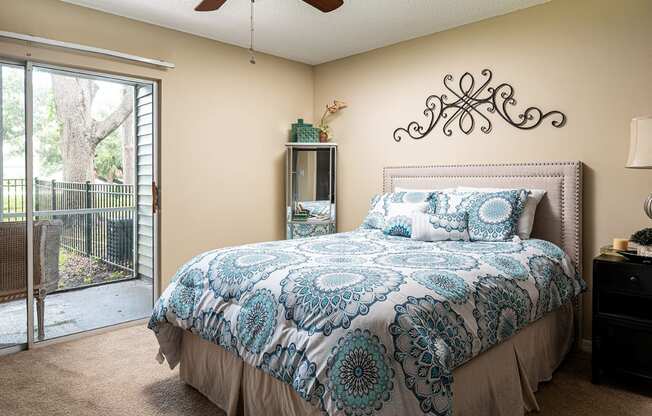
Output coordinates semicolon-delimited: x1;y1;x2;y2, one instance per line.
1;68;25;156
2;68;128;183
34;85;63;177
3;69;65;177
94;130;123;183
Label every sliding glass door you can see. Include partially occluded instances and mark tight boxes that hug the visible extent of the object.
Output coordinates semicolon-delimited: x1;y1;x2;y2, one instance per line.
0;62;27;351
0;60;158;350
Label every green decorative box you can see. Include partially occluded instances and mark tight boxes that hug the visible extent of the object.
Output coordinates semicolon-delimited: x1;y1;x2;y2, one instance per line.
290;119;311;142
297;125;320;143
290;118;320;143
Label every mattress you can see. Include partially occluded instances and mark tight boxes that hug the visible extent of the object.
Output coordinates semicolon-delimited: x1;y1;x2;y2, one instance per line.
149;229;585;416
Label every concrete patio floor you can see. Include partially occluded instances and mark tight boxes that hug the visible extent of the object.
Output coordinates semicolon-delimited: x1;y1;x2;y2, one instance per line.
0;279;153;348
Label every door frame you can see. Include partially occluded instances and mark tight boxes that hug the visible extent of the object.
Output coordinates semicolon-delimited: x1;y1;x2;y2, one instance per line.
0;57;161;352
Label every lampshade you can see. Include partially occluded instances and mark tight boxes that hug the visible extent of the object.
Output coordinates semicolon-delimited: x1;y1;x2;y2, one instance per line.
627;116;652;169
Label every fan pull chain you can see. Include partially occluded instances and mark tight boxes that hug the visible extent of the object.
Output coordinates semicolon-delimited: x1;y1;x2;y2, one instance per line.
249;0;256;64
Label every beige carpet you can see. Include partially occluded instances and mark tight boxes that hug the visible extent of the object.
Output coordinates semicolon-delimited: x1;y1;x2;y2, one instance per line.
1;324;651;416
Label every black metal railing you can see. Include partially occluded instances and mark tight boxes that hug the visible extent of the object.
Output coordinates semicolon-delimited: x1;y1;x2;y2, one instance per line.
1;178;135;272
1;178;26;218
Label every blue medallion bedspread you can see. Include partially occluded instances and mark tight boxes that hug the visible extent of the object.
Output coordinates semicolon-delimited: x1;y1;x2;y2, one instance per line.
148;229;586;416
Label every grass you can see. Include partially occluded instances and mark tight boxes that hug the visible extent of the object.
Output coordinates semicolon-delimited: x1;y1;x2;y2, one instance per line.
56;248;132;291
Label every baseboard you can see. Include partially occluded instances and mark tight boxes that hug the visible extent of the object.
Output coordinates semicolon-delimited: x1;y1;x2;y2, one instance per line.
580;338;592;354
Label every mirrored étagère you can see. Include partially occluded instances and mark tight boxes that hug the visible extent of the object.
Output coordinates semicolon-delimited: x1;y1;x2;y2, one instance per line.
286;143;337;239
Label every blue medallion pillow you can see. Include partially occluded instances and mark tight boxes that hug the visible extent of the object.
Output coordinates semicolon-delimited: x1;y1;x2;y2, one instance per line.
432;189;529;241
411;212;470;241
361;193;387;229
428;190;476;214
362;191;431;230
465;190;529;241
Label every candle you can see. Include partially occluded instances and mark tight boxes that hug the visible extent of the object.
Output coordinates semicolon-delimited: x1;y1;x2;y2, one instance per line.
613;238;629;251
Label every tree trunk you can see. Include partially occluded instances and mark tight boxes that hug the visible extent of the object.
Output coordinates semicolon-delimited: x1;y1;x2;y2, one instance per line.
51;75;133;183
61;123;95;182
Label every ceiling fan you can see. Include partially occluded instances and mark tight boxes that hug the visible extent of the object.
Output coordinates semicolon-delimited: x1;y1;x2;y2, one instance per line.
194;0;343;65
195;0;344;13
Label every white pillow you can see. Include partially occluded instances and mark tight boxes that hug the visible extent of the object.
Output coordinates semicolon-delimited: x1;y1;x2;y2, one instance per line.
387;201;428;216
382;202;428;237
456;186;546;240
411;212;470;242
361;192;430;230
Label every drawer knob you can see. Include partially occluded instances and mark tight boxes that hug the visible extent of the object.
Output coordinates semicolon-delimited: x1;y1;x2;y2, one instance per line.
629;276;639;284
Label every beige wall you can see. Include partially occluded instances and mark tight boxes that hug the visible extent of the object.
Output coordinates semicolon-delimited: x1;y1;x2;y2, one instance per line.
0;0;314;288
313;0;652;340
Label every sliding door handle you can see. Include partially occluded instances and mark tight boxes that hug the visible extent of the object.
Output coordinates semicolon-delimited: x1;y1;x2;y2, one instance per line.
152;181;160;214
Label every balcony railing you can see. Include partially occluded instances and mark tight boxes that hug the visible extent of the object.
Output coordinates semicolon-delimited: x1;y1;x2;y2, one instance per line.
1;178;135;272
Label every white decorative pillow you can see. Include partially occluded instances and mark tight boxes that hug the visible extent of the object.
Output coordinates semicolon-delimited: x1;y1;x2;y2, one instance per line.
456;187;546;239
361;192;431;230
411;212;470;242
382;202;428;237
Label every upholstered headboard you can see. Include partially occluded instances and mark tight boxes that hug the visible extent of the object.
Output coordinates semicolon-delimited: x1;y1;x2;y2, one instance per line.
383;161;583;273
383;161;584;338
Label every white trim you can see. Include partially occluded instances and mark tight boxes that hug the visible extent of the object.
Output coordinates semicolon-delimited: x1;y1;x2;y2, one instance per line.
580;338;592;354
0;31;175;69
25;61;35;347
152;82;161;299
33;62;155;87
131;87;138;281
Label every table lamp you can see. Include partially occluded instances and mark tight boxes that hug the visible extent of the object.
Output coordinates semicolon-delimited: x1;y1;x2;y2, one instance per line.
626;116;652;219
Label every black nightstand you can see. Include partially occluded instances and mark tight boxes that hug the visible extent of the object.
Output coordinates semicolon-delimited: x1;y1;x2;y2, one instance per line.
592;254;652;384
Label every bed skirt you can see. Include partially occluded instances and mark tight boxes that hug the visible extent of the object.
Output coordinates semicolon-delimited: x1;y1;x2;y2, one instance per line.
179;302;574;416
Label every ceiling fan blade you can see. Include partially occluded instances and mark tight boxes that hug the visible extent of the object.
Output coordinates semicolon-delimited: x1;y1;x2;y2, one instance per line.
302;0;343;13
195;0;227;12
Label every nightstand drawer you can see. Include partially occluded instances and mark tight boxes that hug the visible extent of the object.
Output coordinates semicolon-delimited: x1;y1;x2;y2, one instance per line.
597;261;652;296
597;318;652;380
598;291;652;321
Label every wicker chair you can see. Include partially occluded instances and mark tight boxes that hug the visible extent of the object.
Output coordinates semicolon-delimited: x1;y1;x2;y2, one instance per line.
0;220;63;340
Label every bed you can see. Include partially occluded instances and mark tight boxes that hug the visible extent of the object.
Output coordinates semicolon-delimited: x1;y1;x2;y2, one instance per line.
149;161;585;416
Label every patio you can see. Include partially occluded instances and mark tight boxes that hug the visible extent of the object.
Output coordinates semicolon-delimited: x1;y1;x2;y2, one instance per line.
0;278;152;347
1;177;154;348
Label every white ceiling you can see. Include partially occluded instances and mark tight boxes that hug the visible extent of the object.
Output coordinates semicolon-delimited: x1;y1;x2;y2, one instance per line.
61;0;547;65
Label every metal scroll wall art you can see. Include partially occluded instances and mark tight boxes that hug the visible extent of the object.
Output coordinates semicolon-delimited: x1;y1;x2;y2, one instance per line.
393;69;566;142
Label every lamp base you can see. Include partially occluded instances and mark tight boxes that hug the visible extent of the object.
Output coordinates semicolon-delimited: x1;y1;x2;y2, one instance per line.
645;193;652;220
